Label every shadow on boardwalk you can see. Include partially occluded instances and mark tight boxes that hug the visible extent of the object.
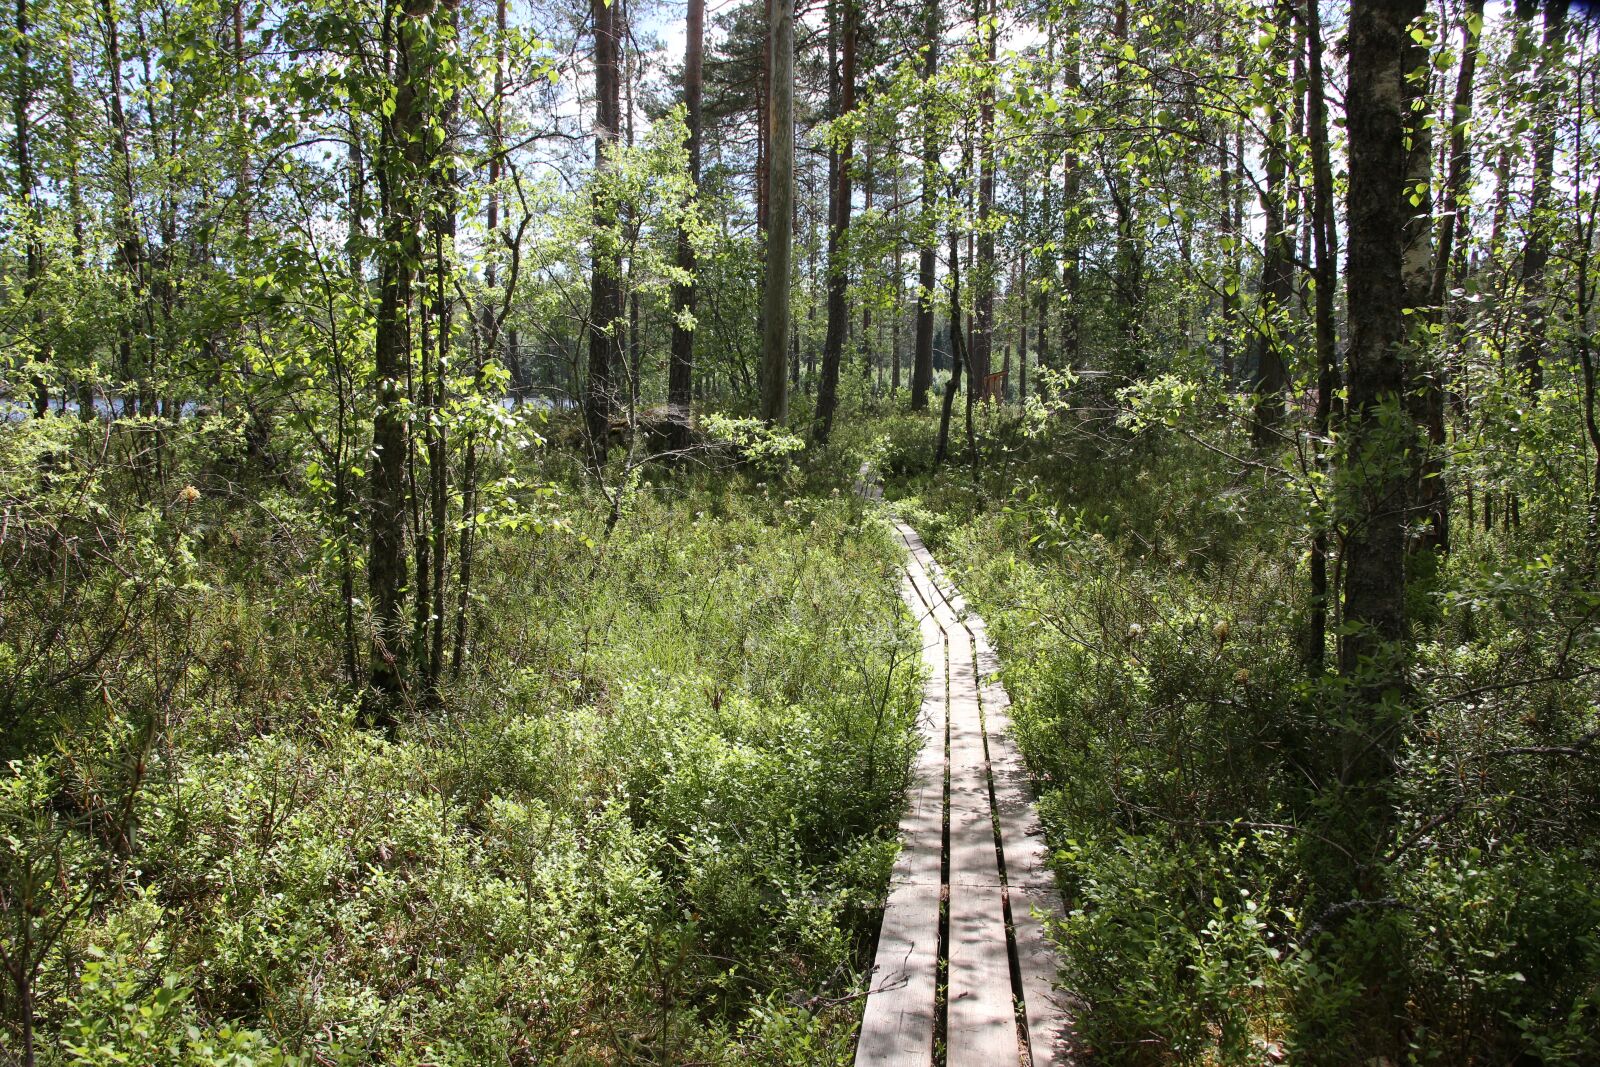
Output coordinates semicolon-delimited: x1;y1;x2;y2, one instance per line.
853;507;1082;1066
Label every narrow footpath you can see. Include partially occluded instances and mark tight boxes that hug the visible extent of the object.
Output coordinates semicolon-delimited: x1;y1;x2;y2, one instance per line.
855;520;1074;1066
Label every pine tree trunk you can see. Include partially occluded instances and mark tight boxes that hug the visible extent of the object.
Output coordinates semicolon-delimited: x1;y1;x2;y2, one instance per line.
1342;2;1419;687
100;0;143;419
1107;0;1141;368
584;0;623;465
759;0;794;423
1303;0;1340;671
669;0;703;449
452;0;509;675
1019;226;1029;404
972;0;996;393
1249;0;1293;448
910;0;939;410
813;0;856;441
1060;27;1083;374
1409;2;1485;556
14;0;46;417
1431;0;1481;424
935;224;968;467
861;146;874;385
892;161;904;395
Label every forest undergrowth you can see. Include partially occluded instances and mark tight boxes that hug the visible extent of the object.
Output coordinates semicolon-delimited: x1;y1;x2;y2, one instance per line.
862;398;1600;1066
1;416;920;1065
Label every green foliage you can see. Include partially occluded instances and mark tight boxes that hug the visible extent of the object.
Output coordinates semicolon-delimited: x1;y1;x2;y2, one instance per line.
701;414;807;469
59;913;300;1066
908;409;1600;1065
1052;831;1291;1064
2;457;920;1064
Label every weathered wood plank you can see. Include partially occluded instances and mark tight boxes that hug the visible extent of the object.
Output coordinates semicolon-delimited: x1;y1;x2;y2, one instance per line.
983;707;1054;891
856;547;946;1066
960;605;1073;1062
947;882;1022;1067
944;609;1001;890
855;878;941;1067
861;520;1073;1067
946;794;1002;888
991;793;1053;890
1011;884;1074;1066
945;733;1001;887
889;697;946;885
922;557;968;617
888;563;948;889
889;755;946;887
889;566;947;883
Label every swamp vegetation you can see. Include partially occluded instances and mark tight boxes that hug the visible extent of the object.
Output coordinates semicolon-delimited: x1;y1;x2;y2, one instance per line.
3;0;1599;1062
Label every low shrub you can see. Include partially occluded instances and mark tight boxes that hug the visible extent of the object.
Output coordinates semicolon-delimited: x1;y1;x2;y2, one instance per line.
5;471;922;1065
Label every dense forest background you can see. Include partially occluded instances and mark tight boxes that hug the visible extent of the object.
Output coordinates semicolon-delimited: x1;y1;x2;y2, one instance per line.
3;0;1599;1062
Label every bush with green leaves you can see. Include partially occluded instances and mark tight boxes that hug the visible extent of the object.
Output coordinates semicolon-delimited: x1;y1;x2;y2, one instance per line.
3;457;920;1065
902;406;1600;1065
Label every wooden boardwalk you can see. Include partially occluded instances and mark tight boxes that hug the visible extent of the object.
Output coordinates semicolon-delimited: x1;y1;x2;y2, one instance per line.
855;520;1073;1067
